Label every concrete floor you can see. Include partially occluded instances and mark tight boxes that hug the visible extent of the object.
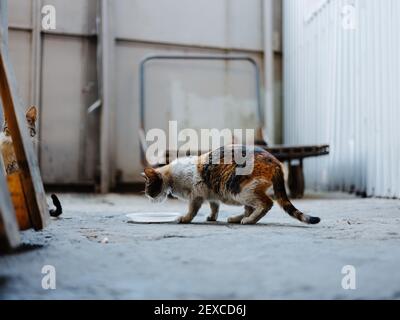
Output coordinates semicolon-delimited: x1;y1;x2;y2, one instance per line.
0;192;399;300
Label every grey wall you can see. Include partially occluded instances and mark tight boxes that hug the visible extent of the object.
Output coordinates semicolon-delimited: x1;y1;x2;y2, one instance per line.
8;0;99;186
6;0;282;188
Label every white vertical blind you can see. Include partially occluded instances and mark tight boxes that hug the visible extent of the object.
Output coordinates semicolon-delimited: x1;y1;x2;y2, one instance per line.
284;0;400;198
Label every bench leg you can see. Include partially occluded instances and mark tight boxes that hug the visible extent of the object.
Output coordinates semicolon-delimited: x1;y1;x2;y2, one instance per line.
288;161;305;199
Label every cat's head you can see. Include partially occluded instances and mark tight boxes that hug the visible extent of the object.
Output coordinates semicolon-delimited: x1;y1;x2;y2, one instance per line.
2;106;38;138
142;167;169;203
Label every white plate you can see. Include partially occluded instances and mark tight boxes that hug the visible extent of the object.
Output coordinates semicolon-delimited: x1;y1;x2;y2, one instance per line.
126;212;181;224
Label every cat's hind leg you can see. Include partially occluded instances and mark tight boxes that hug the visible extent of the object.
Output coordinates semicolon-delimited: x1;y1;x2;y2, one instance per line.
227;206;253;224
179;197;203;224
241;194;273;225
207;201;220;222
238;184;274;225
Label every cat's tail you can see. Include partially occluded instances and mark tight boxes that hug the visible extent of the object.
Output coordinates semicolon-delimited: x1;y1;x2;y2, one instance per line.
49;194;63;218
272;168;320;225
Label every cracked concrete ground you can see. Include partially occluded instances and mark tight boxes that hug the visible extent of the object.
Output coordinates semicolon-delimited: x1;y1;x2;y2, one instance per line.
0;192;400;300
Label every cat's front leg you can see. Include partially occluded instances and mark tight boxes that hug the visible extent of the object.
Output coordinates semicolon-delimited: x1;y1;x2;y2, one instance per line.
207;201;220;222
179;197;203;224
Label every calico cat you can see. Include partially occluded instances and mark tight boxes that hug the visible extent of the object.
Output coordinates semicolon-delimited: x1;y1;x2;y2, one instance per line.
143;145;320;225
0;106;62;217
0;106;38;175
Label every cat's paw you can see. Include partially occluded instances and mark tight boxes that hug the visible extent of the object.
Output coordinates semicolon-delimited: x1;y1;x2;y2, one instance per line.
206;216;217;222
227;216;242;224
178;216;192;224
241;217;256;225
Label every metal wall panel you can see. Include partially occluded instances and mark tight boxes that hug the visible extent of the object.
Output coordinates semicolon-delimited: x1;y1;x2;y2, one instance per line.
8;0;32;28
7;0;33;112
40;34;99;184
40;0;97;36
7;0;270;187
284;0;400;198
8;30;31;108
8;0;99;185
114;0;263;51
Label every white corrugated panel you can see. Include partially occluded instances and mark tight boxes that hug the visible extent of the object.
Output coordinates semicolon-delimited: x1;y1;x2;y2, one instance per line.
284;0;400;198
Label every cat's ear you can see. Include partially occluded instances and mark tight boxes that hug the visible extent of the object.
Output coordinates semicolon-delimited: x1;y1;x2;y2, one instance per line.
2;120;10;135
26;106;38;123
144;167;160;180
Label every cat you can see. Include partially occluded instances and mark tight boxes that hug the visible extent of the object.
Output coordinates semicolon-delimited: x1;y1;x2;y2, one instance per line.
0;106;38;175
0;106;62;217
142;145;320;225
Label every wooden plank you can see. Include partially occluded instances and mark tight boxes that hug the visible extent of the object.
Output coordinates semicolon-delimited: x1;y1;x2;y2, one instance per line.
7;172;31;230
264;145;330;162
0;0;20;251
0;156;20;251
159;145;329;167
0;51;49;230
0;0;21;250
0;0;49;230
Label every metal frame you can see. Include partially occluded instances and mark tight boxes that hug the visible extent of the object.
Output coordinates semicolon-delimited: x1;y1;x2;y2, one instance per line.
139;54;265;166
139;54;264;132
98;0;115;193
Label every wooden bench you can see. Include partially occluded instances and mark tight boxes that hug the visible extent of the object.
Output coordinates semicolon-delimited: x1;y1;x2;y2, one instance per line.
140;143;329;199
